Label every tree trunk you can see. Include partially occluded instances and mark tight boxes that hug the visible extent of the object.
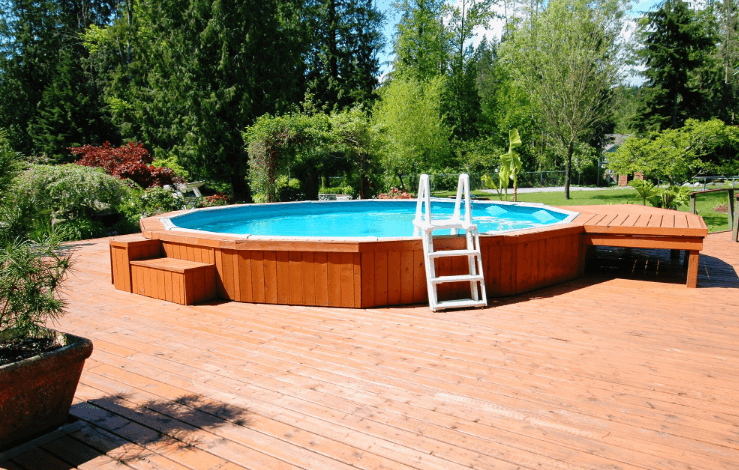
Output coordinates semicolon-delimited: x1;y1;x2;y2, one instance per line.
230;172;251;203
565;139;574;200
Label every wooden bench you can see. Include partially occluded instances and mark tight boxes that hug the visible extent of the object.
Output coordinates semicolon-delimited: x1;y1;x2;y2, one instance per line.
567;205;708;288
129;258;216;305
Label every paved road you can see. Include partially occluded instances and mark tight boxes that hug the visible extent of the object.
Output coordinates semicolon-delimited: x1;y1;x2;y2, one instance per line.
479;186;636;194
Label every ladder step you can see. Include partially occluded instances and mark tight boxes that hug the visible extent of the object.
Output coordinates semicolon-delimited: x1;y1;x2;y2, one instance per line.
428;249;480;259
431;274;485;284
435;299;488;310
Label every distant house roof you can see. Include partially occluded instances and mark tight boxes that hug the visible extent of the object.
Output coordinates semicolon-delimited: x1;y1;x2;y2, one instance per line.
604;133;632;153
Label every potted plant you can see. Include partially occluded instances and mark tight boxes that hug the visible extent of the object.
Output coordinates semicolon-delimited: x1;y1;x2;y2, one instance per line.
0;237;92;449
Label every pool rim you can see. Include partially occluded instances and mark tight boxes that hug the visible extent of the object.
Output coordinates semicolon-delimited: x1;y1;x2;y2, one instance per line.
157;199;581;242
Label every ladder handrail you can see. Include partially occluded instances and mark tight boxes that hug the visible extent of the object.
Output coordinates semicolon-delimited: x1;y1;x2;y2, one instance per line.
413;174;432;237
414;173;472;236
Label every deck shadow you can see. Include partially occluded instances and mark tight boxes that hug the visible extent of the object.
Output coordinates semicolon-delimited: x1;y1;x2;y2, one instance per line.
58;393;252;467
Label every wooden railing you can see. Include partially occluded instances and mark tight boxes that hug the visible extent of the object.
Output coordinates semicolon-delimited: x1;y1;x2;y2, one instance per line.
690;188;738;242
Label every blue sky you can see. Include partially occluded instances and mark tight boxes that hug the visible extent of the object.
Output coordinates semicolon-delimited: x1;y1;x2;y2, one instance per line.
374;0;664;76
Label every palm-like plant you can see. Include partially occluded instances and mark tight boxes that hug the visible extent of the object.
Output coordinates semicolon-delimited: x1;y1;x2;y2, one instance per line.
498;129;523;202
628;179;658;205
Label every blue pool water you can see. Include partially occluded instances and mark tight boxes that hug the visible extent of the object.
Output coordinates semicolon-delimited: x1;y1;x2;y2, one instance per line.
166;200;576;238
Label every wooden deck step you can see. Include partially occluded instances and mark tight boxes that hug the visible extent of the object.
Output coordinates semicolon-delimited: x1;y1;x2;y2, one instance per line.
129;258;216;305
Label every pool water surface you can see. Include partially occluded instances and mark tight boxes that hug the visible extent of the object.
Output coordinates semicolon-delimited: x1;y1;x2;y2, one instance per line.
166;200;577;238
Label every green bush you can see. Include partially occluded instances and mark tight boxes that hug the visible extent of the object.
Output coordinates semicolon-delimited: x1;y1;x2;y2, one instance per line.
11;164;129;221
115;186;185;234
318;185;353;195
54;217;107;242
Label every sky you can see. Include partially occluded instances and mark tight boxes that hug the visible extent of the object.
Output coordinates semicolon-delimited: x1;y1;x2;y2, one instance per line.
374;0;665;78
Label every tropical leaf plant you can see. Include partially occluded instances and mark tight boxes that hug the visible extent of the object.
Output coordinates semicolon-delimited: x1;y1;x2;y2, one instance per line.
628;179;658;205
498;129;523;202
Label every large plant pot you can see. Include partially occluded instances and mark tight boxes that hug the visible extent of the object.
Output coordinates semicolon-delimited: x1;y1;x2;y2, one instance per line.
0;330;92;448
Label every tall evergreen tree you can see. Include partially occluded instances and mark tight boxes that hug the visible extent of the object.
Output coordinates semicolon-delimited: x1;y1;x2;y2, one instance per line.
444;0;495;140
391;0;449;81
635;0;716;131
0;0;117;156
304;0;384;111
124;0;306;200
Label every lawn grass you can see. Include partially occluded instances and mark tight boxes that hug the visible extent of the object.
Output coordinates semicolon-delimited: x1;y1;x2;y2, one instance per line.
432;186;734;233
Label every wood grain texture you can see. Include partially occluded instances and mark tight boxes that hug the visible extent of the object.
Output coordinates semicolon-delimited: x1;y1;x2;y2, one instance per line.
31;231;738;470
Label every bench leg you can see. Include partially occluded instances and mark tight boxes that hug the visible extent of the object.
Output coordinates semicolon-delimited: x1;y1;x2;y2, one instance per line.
686;250;699;288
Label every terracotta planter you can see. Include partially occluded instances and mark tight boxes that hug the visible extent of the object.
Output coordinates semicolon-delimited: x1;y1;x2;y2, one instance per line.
0;330;92;448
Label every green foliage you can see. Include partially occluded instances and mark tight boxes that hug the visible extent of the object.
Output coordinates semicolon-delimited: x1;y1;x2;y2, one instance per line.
481;173;503;200
628;179;658;205
304;0;385;111
645;185;692;210
500;0;625;198
0;0;118;157
246;108;380;201
392;0;450;81
0;237;72;341
0;130;23;197
635;0;716;131
11;165;128;221
93;0;307;200
444;0;495;140
319;185;354;195
498;129;523;201
152;152;190;181
245;112;331;202
609;119;739;183
372;76;451;188
54;218;107;242
116;187;185;234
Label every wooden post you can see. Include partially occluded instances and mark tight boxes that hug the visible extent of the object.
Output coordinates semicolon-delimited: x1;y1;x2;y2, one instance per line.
728;189;735;235
686;250;699;288
690;193;696;214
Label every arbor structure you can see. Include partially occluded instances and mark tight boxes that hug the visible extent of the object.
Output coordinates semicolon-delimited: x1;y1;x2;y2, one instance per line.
501;0;624;199
635;0;715;130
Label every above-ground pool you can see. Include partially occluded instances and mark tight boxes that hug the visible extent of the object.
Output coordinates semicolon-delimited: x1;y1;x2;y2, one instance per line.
162;200;578;238
113;200;585;309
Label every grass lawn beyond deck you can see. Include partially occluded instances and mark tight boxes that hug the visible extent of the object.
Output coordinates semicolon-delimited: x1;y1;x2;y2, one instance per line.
434;186;735;233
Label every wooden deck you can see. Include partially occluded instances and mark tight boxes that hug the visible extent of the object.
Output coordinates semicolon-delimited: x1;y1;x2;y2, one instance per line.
2;231;738;469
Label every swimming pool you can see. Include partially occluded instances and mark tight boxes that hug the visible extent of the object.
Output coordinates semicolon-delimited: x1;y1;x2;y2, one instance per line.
162;200;578;238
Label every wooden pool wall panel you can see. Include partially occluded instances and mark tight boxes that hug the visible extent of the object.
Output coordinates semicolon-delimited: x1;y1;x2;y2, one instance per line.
138;225;584;308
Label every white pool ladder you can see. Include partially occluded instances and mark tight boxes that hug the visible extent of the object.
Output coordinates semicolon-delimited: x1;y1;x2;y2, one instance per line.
413;174;487;312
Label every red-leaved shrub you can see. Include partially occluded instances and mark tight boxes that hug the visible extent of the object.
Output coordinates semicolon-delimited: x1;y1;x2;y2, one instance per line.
197;192;234;208
70;142;183;188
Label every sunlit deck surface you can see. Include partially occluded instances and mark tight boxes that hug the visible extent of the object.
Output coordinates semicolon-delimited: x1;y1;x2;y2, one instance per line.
3;230;738;469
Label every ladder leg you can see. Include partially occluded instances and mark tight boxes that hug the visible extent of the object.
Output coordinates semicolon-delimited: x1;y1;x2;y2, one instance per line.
465;229;479;301
422;230;439;310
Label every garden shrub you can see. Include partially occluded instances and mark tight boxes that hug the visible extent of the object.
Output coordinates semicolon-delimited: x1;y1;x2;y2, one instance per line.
115;186;185;234
11;164;130;225
70;141;183;188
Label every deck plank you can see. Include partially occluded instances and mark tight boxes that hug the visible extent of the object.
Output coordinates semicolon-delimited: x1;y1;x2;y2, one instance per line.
10;225;738;470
